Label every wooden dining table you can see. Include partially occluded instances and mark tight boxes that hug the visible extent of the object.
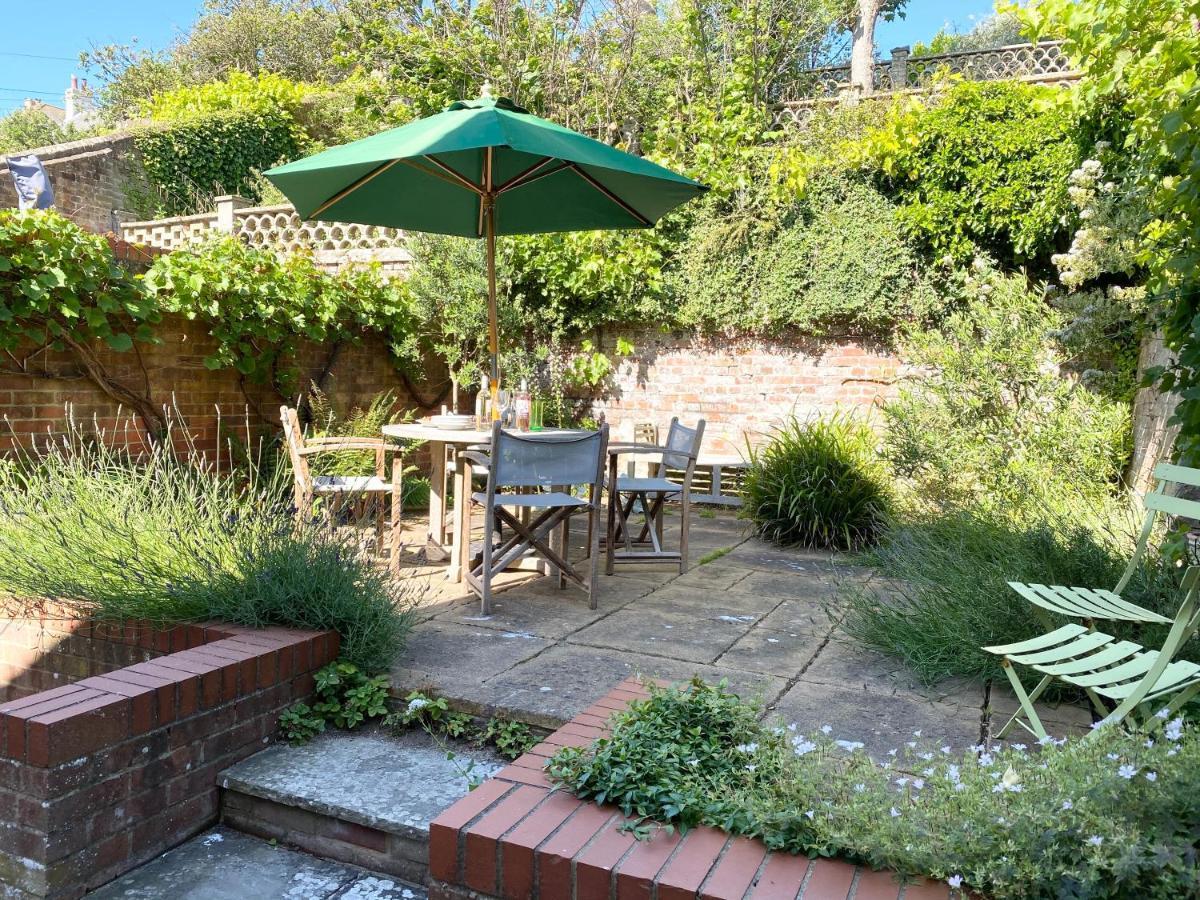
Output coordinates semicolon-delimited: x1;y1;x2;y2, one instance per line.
381;421;579;582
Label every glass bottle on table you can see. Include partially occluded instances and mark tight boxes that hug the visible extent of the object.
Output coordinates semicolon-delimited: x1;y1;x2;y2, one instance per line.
515;379;531;431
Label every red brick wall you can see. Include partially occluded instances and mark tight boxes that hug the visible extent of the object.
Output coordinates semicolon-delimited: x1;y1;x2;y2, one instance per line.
0;314;432;458
0;606;167;704
581;328;901;454
0;622;337;899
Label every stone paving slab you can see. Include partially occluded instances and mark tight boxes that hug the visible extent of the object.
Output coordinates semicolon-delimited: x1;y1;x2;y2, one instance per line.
219;730;502;838
769;679;985;760
87;827;426;900
390;511;1093;749
453;643;786;727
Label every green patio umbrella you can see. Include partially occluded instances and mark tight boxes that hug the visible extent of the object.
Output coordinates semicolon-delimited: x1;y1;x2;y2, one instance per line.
264;91;707;416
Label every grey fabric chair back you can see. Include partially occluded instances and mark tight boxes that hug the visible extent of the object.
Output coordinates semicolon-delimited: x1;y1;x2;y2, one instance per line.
662;419;703;471
492;427;606;488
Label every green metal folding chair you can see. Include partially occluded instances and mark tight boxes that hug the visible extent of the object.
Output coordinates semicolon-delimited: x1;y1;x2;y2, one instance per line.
984;462;1200;740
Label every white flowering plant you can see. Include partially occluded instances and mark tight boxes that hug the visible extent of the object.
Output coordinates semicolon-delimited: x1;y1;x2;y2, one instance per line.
548;679;1200;899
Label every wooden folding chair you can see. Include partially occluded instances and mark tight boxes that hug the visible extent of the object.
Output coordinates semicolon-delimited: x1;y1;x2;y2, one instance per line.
462;422;608;614
280;405;404;571
984;461;1200;739
606;418;704;575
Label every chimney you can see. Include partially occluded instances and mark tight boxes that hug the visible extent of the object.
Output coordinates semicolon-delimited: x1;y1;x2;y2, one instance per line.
64;75;96;129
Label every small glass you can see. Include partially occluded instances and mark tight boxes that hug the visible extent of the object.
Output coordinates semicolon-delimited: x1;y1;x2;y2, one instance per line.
529;398;545;431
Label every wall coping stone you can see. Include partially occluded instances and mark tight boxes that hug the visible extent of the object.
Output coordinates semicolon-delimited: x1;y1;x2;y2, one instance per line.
428;677;953;900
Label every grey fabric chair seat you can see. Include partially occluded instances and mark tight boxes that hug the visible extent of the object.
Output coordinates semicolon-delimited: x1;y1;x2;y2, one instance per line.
615;476;680;494
472;491;587;508
313;475;394;493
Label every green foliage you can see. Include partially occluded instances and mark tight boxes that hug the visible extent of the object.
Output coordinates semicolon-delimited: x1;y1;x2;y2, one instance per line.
144;237;417;393
742;413;891;551
144;70;314;143
840;501;1189;686
0;209;158;354
882;264;1130;518
0;108;82;155
307;386;410;478
388;691;539;761
0;416;414;672
673;173;937;336
862;80;1081;268
279;660;391;742
549;679;1200;899
133;107;300;216
1017;0;1200;460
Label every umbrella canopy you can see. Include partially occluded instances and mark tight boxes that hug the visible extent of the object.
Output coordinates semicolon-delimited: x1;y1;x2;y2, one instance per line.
264;94;707;410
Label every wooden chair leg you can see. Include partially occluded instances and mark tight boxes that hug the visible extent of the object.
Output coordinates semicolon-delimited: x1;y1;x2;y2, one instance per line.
390;458;403;573
375;494;386;555
605;459;618;576
587;505;602;610
480;500;494;616
558;515;569;590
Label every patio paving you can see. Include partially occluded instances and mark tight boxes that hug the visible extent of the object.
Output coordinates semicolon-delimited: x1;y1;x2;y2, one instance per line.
391;510;1092;757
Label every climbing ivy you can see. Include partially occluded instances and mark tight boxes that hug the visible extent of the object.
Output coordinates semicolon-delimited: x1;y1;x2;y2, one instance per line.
144;236;418;397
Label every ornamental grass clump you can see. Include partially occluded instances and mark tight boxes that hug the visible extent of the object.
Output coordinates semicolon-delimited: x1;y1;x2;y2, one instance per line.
742;413;890;551
0;414;413;672
548;679;1200;900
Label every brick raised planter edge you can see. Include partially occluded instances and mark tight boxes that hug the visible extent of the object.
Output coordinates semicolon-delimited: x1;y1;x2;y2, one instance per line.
429;676;952;900
0;620;338;899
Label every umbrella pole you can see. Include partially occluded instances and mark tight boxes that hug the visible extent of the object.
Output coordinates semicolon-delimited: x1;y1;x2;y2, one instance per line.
485;149;500;421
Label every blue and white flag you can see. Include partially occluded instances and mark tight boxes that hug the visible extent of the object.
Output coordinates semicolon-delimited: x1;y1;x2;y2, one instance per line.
6;154;55;210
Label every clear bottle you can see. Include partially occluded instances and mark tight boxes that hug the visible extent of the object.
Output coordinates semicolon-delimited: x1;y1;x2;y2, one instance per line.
475;375;489;429
515;379;531;431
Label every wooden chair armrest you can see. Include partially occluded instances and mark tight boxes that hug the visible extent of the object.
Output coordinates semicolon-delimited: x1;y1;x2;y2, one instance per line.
460;450;491;468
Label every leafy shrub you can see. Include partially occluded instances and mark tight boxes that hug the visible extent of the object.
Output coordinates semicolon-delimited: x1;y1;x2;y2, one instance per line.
742;413;890;551
0;417;414;672
0;108;85;155
840;500;1188;686
0;209;157;354
144;236;418;393
882;264;1130;519
306;386;410;478
550;680;1200;900
673;174;936;336
862;80;1081;268
279;660;390;742
133;108;301;216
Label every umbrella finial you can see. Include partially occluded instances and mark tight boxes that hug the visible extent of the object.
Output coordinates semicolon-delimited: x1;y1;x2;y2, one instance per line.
481;81;493;98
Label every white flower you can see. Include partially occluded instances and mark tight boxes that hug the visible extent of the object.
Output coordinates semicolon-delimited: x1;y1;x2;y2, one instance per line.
940;745;951;755
919;752;934;761
1156;707;1170;719
912;779;926;790
1144;739;1155;749
1061;800;1073;810
1145;771;1157;782
1087;835;1104;847
1118;764;1137;779
820;724;833;735
792;739;817;756
895;777;910;787
1105;753;1120;761
804;810;815;820
1165;717;1184;742
890;807;901;818
405;697;429;714
922;767;935;777
854;783;866;793
946;765;960;782
835;739;864;752
999;766;1021;792
948;874;963;889
745;764;756;773
735;742;758;754
887;748;898;757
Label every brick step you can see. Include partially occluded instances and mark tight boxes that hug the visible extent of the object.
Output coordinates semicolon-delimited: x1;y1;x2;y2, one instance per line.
217;728;506;886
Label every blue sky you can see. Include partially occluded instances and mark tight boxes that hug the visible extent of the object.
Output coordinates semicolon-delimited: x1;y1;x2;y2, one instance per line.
0;1;999;117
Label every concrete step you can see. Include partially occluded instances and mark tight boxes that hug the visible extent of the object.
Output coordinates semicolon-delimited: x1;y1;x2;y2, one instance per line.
218;727;505;886
88;826;427;900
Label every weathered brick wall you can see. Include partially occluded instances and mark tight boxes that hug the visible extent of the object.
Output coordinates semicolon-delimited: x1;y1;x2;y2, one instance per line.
0;607;166;704
0;622;337;899
0;314;433;457
581;328;902;453
0;132;150;235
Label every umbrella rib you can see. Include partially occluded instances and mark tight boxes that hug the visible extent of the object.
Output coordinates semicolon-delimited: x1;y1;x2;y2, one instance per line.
495;160;570;196
495;156;555;193
308;157;405;219
421;155;485;195
567;163;651;226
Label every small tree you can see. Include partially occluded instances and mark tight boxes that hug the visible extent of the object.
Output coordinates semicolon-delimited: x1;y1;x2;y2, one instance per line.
848;0;907;94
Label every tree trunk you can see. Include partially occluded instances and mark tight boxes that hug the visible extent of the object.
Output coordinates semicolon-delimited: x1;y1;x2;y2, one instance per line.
850;0;882;95
1128;328;1180;491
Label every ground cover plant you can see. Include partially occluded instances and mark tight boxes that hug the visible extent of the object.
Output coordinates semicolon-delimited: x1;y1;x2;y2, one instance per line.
548;679;1200;899
742;412;890;551
0;416;413;672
